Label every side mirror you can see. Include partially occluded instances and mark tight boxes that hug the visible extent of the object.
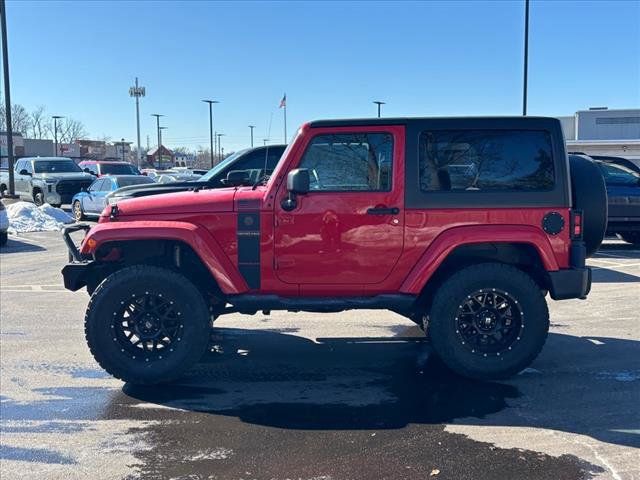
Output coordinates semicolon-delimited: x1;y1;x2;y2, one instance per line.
223;170;251;187
287;168;310;194
19;169;31;176
281;168;310;211
84;168;96;175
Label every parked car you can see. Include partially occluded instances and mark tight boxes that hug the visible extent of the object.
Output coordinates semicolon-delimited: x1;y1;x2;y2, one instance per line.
62;117;605;385
78;160;141;177
595;160;640;245
590;155;640;175
71;175;155;220
106;144;287;202
0;200;8;246
156;173;202;183
0;157;94;207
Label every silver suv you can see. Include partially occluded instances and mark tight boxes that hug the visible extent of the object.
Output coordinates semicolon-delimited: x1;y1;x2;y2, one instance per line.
10;157;94;207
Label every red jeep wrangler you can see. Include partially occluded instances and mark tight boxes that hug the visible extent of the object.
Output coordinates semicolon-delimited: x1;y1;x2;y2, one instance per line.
62;117;606;384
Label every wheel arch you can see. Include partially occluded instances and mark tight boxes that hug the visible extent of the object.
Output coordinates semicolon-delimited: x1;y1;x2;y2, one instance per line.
401;225;557;308
81;221;248;296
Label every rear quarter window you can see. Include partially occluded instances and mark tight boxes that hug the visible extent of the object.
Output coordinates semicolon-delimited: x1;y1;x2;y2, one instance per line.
419;130;554;192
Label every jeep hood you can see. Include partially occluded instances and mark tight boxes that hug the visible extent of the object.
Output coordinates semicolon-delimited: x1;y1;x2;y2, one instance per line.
112;188;238;217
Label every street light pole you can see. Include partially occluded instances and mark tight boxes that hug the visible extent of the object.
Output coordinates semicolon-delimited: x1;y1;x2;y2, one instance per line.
52;115;64;156
1;0;16;195
263;138;268;146
202;100;219;168
159;127;168;167
151;114;163;167
248;125;255;148
373;101;385;118
120;138;126;162
522;0;529;116
129;77;145;168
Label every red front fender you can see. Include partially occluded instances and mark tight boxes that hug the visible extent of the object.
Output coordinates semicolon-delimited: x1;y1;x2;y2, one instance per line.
80;221;248;294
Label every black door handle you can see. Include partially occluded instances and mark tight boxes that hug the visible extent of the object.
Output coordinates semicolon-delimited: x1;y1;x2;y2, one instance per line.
366;207;399;215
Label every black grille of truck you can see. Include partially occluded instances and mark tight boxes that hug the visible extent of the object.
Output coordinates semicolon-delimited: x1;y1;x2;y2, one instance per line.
56;179;93;196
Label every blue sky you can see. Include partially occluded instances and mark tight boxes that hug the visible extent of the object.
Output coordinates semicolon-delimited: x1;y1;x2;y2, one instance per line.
5;0;640;153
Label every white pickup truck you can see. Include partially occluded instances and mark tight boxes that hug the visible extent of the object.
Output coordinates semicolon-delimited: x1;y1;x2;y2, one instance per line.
0;157;94;207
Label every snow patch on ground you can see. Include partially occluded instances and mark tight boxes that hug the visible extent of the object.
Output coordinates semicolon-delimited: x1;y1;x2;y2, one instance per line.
7;202;74;233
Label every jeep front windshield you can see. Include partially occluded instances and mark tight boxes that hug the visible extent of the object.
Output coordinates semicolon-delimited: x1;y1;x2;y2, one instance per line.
34;160;82;173
199;149;250;181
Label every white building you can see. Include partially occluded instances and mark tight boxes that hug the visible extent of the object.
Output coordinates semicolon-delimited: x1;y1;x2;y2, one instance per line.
559;108;640;159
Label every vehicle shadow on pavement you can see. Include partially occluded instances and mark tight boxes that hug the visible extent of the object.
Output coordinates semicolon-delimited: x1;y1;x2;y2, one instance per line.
0;237;46;254
591;266;640;282
123;328;639;449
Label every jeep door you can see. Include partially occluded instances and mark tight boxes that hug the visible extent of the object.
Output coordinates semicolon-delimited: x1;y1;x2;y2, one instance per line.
274;126;405;285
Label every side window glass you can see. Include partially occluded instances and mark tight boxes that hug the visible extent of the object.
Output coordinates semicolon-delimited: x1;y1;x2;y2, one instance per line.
25;161;33;174
418;130;554;192
15;160;24;172
101;178;115;191
89;179;104;192
299;133;393;191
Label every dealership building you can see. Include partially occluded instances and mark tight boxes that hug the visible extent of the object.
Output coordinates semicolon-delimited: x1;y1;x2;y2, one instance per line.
558;108;640;160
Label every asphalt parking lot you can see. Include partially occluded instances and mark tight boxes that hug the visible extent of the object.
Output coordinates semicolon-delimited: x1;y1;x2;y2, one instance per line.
0;231;638;480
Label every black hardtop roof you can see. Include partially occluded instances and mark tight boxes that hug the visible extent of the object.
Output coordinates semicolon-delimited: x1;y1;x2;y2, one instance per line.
308;116;561;128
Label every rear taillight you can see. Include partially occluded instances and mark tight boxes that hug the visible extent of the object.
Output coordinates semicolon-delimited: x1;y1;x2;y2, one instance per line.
570;210;583;240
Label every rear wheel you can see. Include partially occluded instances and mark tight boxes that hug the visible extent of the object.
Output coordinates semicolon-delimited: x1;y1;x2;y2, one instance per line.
429;263;549;380
619;232;640;246
73;200;86;221
85;265;211;384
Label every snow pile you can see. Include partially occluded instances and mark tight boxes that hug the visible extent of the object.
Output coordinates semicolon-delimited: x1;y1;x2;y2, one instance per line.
7;202;74;234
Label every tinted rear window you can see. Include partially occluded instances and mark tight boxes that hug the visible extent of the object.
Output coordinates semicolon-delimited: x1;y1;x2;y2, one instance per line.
117;176;155;188
419;130;554;192
101;163;138;175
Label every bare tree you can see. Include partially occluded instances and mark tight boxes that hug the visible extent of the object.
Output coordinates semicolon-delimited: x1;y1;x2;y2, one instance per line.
0;102;31;135
57;118;88;143
29;106;50;139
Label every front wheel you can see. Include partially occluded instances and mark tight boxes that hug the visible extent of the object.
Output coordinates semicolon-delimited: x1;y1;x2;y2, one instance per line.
429;263;549;381
33;190;45;206
85;265;211;384
73;201;86;221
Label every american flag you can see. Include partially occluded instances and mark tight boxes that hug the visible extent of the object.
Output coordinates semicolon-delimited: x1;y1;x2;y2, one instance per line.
279;93;286;108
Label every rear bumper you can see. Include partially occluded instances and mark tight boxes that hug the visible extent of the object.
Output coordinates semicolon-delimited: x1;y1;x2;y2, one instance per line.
548;267;592;300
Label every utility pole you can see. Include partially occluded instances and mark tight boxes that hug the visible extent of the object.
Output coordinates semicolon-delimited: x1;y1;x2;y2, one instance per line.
159;126;168;167
216;133;224;161
52;115;64;156
120;138;126;162
129;77;145;168
373;101;385;118
1;0;15;195
263;138;268;146
151;114;163;167
248;125;255;148
202;99;219;168
522;0;529;116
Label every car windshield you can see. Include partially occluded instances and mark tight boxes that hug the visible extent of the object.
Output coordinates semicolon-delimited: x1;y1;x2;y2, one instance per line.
117;176;155;187
34;159;82;173
101;163;139;175
199;149;250;181
598;163;640;186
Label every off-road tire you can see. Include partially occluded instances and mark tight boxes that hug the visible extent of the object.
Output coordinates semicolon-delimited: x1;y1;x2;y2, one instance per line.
617;232;640;246
0;232;7;246
85;265;211;385
73;200;86;221
429;263;549;381
33;190;45;207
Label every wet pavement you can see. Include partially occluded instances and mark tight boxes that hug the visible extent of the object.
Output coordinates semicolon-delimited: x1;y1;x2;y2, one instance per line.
1;232;639;479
